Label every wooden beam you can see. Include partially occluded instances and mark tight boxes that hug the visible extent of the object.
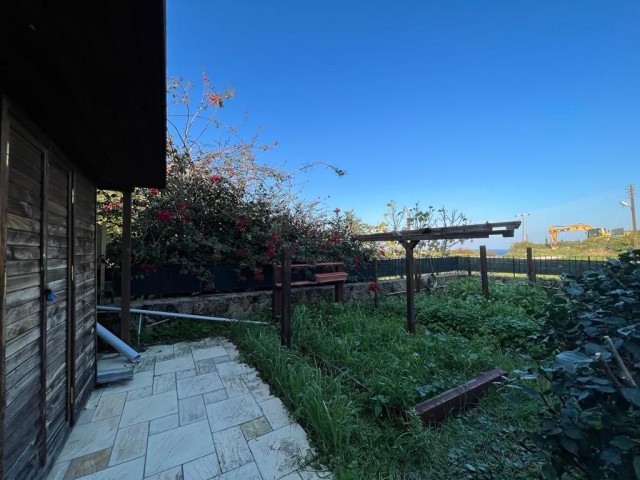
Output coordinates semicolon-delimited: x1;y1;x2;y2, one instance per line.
0;95;9;480
353;221;521;243
527;247;536;282
479;246;489;298
402;240;418;333
120;190;132;343
39;148;48;466
414;368;506;426
280;249;292;348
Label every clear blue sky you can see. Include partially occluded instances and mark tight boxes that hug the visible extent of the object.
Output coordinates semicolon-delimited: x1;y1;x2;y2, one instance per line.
167;1;640;249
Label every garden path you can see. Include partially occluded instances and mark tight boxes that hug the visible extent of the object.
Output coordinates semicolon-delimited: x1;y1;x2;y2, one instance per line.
46;338;330;480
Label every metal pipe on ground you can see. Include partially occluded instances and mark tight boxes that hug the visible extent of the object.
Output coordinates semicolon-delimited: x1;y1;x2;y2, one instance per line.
97;306;268;325
97;323;141;363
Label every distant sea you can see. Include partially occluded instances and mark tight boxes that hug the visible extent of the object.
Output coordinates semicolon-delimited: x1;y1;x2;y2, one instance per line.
491;248;509;256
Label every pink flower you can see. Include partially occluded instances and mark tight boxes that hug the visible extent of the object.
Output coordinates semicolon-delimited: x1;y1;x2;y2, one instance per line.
140;262;157;272
368;282;379;292
148;188;159;196
236;250;247;258
252;271;265;281
235;218;249;231
379;249;386;257
210;174;221;183
334;208;341;214
331;235;340;244
157;210;173;222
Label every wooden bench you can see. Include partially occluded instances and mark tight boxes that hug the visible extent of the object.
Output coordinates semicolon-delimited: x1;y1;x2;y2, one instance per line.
314;271;348;283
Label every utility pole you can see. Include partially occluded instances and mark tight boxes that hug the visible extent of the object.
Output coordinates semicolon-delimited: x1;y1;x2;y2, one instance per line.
515;213;530;242
628;184;638;249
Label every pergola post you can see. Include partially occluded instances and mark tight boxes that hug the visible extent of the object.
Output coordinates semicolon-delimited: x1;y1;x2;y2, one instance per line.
402;240;419;333
120;190;132;343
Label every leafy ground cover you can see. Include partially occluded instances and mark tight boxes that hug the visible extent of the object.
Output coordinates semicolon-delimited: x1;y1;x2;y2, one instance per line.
227;279;551;479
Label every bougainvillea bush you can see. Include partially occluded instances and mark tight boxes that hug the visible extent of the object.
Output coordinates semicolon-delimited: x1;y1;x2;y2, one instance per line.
98;76;375;284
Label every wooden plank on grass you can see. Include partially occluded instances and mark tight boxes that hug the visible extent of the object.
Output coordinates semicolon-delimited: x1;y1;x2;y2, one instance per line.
414;368;506;426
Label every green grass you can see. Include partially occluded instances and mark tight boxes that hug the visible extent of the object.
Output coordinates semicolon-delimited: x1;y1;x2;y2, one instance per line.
229;280;549;479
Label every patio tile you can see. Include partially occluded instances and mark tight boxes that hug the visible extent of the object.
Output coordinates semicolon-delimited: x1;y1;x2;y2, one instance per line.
298;467;334;479
85;389;103;410
213;355;231;365
143;465;182;480
182;453;221;480
215;462;262;480
64;448;110;479
212;426;253;473
240;416;272;441
155;355;195;376
149;414;179;435
179;395;207;426
145;420;215;477
153;372;177;394
216;361;254;379
173;343;192;357
202;389;228;405
75;456;144;480
260;397;293;430
192;346;227;361
194;358;216;375
109;422;149;466
156;353;176;362
176;368;197;379
141;345;174;358
120;390;178;427
75;408;95;426
57;417;120;462
46;460;70;480
177;372;223;399
100;370;154;396
279;473;303;480
92;392;127;421
248;423;313;480
127;385;153;401
207;393;262;433
246;379;274;403
134;357;156;373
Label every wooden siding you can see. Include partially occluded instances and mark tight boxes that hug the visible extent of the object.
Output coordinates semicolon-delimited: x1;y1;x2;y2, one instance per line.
1;104;97;480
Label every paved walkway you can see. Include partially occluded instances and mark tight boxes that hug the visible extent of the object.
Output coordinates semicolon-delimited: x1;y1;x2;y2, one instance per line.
47;338;331;480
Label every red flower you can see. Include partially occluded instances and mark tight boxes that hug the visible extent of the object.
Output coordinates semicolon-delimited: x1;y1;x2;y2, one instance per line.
157;210;173;222
208;93;224;107
105;202;115;211
235;218;249;231
368;282;379;292
270;232;280;243
236;250;247;258
140;262;157;272
331;235;340;244
354;259;361;269
379;249;386;257
210;174;221;183
266;243;276;258
334;208;341;214
148;188;159;196
176;201;186;211
252;271;265;281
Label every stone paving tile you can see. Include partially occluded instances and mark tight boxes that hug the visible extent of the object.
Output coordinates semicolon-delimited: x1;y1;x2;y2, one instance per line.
145;419;215;477
46;460;70;480
155;355;195;376
140;345;174;358
207;393;263;433
192;346;227;361
182;453;221;479
177;372;223;399
260;397;293;430
64;448;110;479
143;465;182;480
194;358;216;375
75;408;95;426
212;426;254;473
176;368;197;379
240;416;272;441
57;417;120;462
213;355;231;365
85;389;103;410
248;423;313;480
153;372;177;394
149;414;179;435
108;422;149;466
215;462;262;480
134;357;156;373
202;389;228;405
173;343;192;358
155;353;176;362
178;395;207;426
298;467;334;479
245;379;274;403
92;392;127;421
279;473;303;480
75;456;144;480
127;385;153;401
120;390;178;427
100;370;154;396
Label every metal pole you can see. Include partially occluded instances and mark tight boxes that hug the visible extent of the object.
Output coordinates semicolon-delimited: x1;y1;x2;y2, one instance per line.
629;184;638;249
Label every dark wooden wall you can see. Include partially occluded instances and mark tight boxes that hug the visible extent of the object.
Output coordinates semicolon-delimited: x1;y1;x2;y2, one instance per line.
0;99;97;480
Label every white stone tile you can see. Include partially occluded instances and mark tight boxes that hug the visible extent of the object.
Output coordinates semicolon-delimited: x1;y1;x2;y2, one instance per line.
109;422;149;466
45;460;70;480
134;357;156;373
191;346;227;362
153;372;177;394
173;342;193;358
215;462;262;480
176;368;197;379
145;420;215;477
92;392;127;421
149;414;179;435
85;389;103;409
75;408;95;426
155;355;195;376
215;361;254;379
179;395;207;426
298;466;334;479
177;372;223;399
248;423;313;480
144;465;182;480
279;473;303;480
212;426;254;473
223;346;240;360
202;389;228;405
120;390;178;427
141;344;174;358
194;358;217;375
246;380;274;403
182;453;221;480
127;385;153;401
100;370;154;396
260;397;293;430
207;393;263;433
57;417;120;462
76;456;144;480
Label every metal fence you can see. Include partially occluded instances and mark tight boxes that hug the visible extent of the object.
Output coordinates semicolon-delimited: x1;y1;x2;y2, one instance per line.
106;255;608;298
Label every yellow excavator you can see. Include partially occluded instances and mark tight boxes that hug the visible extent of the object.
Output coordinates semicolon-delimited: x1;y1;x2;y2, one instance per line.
549;224;610;249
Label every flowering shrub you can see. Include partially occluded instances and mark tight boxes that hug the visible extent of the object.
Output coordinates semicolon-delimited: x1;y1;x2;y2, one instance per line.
98;76;374;284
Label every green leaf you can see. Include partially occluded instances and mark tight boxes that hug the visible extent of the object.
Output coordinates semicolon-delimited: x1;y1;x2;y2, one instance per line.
610;435;637;451
560;437;579;455
541;463;557;480
555;351;592;373
622;388;640;407
633;456;640;480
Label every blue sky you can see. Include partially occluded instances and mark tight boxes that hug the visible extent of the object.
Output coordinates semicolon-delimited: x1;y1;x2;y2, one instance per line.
167;1;640;249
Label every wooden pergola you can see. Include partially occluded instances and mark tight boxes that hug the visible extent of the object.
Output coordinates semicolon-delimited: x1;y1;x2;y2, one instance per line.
353;221;521;333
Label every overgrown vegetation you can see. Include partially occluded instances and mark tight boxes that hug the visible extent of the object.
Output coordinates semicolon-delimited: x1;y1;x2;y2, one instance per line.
508;236;633;258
